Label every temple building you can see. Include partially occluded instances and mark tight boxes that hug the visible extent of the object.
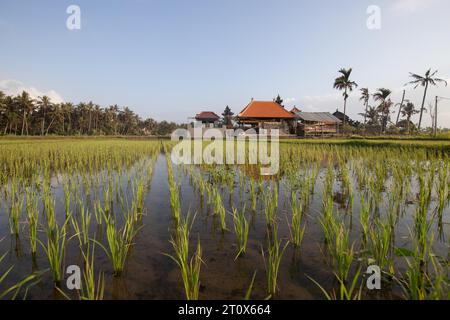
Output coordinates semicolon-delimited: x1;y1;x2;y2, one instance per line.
236;100;295;135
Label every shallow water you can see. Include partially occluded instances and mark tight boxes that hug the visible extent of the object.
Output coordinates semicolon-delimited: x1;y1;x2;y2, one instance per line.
0;151;449;300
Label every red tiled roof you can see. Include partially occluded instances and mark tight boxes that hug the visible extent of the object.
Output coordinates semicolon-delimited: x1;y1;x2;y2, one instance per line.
290;107;301;114
238;100;295;119
195;111;220;121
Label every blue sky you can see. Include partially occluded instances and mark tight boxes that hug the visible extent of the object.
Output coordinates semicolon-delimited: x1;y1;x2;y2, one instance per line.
1;0;450;126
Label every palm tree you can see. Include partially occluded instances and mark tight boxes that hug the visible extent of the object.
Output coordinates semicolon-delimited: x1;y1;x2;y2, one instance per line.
37;95;52;135
401;102;419;135
359;88;370;125
364;106;379;126
373;88;392;134
86;101;95;134
109;104;120;135
0;91;6;127
406;69;447;131
334;68;358;128
93;104;102;133
60;102;74;134
4;102;20;135
16;91;35;135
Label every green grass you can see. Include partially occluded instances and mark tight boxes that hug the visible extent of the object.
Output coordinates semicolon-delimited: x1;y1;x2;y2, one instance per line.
232;206;250;258
166;213;203;300
100;212;139;277
288;192;306;248
262;226;288;297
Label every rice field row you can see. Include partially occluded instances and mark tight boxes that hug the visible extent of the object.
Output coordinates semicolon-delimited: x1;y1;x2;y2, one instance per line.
0;139;449;300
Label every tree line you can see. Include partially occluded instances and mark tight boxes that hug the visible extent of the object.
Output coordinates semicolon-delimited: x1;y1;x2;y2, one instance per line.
0;90;184;136
333;68;448;135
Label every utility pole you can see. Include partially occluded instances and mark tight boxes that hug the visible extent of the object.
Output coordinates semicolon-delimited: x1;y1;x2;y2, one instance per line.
396;90;406;126
434;96;438;137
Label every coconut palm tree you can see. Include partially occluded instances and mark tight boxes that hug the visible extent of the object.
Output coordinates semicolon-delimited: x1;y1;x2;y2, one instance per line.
16;91;35;135
365;106;379;126
406;69;447;131
401;102;419;135
0;91;6;128
373;88;392;134
359;88;370;125
60;102;74;134
109;104;120;135
37;95;52;135
334;68;358;128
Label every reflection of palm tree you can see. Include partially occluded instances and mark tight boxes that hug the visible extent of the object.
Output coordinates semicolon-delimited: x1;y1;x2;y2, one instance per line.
334;68;358;127
406;69;447;130
373;88;392;134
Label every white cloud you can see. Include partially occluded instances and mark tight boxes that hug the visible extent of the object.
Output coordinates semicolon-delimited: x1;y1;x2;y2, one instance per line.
390;0;439;14
0;79;64;103
284;97;297;104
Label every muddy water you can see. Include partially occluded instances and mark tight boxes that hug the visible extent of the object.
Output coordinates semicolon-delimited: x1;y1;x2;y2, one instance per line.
0;152;449;300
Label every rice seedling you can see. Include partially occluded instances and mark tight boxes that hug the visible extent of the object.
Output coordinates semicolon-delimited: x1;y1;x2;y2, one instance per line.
262;226;288;297
63;182;71;216
307;267;363;300
9;179;23;235
288;192;306;248
131;176;146;221
166;213;203;300
339;162;354;209
436;163;448;216
25;189;39;255
329;221;355;283
368;219;394;275
397;239;443;300
212;188;227;231
263;185;278;226
249;179;257;211
167;153;181;222
71;201;92;247
359;192;371;245
232;206;250;258
0;250;41;299
39;216;70;284
94;200;104;226
80;244;105;300
42;187;57;234
320;190;335;245
244;271;257;300
100;212;139;277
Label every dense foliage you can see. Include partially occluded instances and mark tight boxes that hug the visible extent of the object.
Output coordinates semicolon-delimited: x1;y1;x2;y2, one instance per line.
0;90;184;136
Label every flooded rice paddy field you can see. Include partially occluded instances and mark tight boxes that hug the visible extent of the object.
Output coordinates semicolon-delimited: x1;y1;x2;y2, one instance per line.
0;139;449;300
